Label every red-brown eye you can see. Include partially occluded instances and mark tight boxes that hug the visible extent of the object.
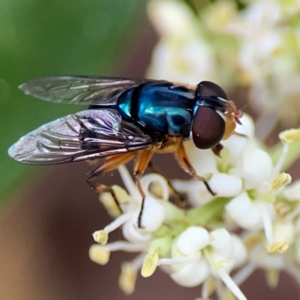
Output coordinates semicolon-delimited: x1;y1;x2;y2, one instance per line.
196;81;228;99
192;106;225;149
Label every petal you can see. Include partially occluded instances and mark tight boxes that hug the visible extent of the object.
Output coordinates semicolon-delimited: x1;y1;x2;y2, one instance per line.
184;140;218;175
231;235;247;268
273;221;295;245
210;228;233;258
172;178;213;206
138;196;166;232
225;192;262;230
209;173;243;198
221;114;255;164
176;226;210;256
236;114;255;138
249;244;285;269
140;173;169;201
210;251;235;274
241;144;273;189
122;220;151;244
171;258;210;287
283;179;300;201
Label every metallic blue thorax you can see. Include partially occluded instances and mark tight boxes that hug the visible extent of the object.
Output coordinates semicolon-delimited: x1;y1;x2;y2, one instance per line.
117;82;195;138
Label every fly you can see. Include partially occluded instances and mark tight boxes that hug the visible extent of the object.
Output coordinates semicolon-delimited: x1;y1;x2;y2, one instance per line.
8;76;242;226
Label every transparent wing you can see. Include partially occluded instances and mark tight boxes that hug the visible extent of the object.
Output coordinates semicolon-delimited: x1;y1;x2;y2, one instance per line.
19;76;156;105
8;109;153;165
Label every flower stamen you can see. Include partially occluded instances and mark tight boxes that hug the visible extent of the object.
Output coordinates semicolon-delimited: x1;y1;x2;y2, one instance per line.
279;129;300;144
201;277;215;299
269;173;292;192
89;245;110;265
119;254;144;295
141;251;159;277
119;262;138;295
92;230;108;245
203;248;229;270
267;241;288;254
217;269;247;300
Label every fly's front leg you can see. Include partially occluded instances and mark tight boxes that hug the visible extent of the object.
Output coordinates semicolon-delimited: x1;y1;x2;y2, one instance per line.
212;143;223;157
89;183;123;213
175;143;216;196
134;149;154;228
87;152;137;213
233;132;248;138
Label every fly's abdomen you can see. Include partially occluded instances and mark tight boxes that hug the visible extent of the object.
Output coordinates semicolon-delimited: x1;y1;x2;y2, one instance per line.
117;82;195;137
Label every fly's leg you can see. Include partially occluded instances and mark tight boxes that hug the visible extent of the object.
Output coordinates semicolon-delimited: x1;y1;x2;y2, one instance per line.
87;152;137;185
233;132;248;138
89;183;122;213
212;143;223;157
133;149;154;228
87;152;137;213
148;161;186;208
175;143;216;196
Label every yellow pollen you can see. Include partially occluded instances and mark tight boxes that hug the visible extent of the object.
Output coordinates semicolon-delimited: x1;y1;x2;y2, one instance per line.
89;245;110;265
279;129;300;144
267;241;289;254
269;173;292;192
141;251;159;278
119;262;138;295
92;230;108;245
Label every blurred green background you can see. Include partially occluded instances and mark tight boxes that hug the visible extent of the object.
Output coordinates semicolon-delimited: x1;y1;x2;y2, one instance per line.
0;0;145;203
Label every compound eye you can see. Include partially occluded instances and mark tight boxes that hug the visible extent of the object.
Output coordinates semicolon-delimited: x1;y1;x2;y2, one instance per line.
192;106;225;149
196;81;228;99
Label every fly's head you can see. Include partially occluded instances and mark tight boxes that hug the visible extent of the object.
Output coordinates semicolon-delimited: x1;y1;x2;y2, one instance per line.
192;81;242;149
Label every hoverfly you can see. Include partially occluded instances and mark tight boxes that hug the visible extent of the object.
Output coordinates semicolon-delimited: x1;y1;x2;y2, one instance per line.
8;76;242;226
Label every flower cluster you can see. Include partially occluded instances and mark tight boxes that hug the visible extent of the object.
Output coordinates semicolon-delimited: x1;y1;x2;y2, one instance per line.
147;0;300;126
89;113;300;299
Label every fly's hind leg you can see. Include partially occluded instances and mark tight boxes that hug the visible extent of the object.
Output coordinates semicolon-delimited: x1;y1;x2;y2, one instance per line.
87;152;137;213
133;149;154;228
176;143;216;196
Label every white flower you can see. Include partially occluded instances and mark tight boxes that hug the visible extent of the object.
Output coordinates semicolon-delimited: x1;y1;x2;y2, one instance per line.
88;88;300;299
147;0;217;85
89;167;172;293
158;227;247;300
148;0;300;125
226;0;300;125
